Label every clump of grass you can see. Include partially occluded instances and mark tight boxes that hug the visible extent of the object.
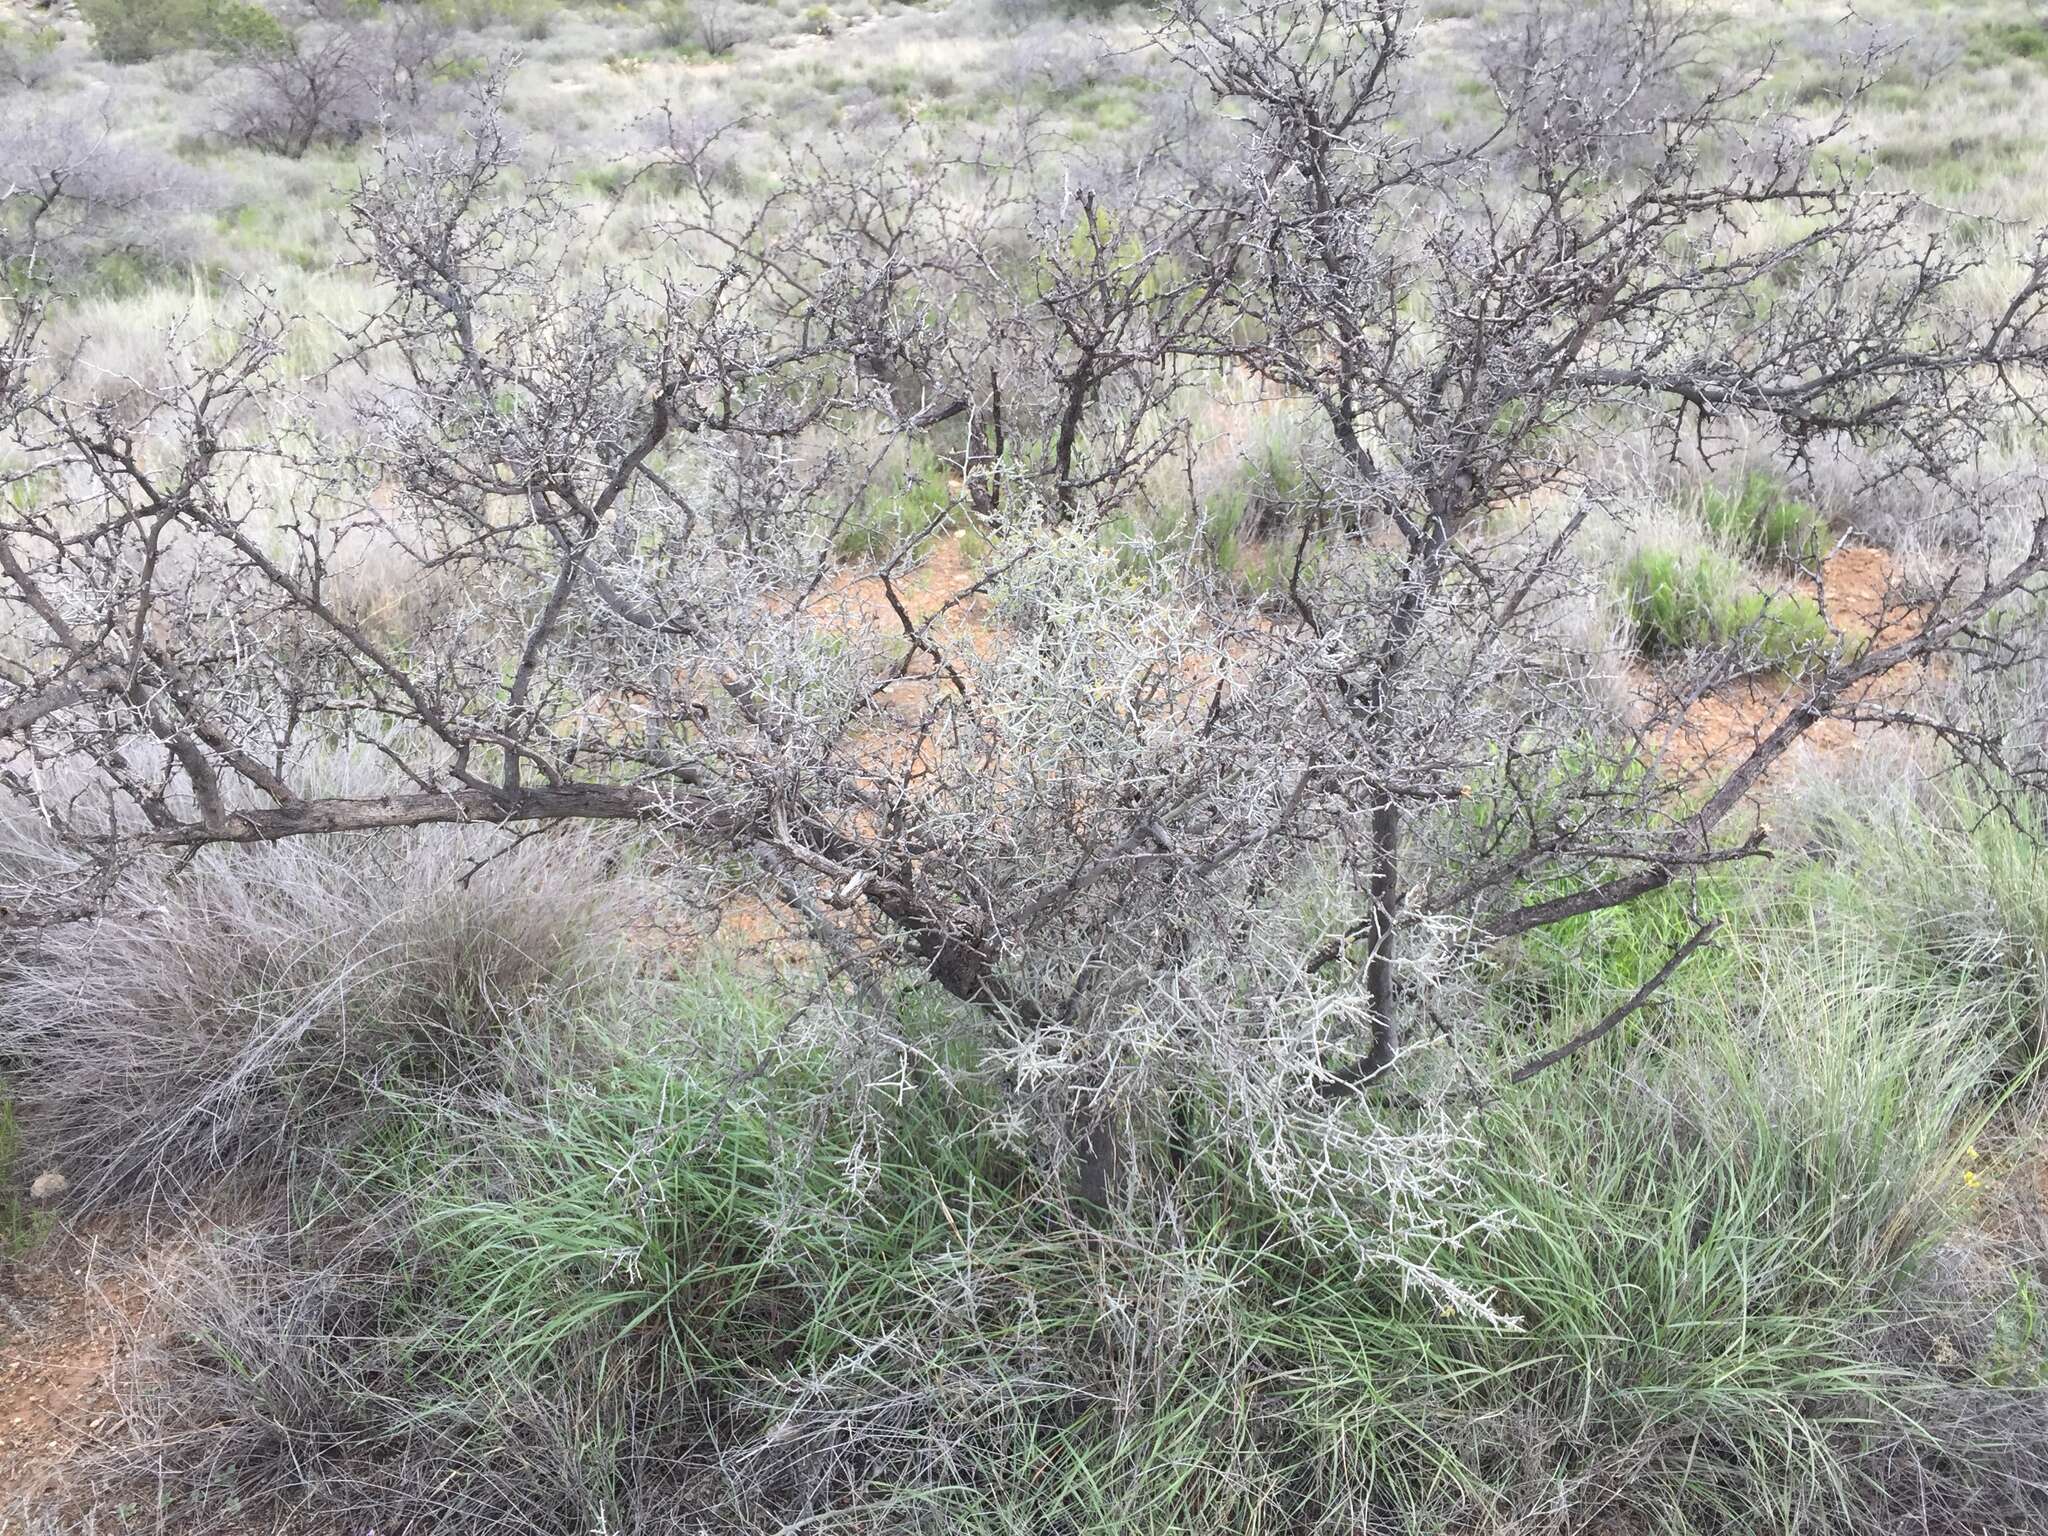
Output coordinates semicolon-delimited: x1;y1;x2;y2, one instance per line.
1125;403;1333;591
92;931;2048;1534
1622;545;1833;671
0;826;638;1212
1699;470;1828;568
1198;421;1310;571
1777;753;2048;1066
1449;941;2044;1532
835;437;962;558
1491;874;1743;1043
0;813;55;952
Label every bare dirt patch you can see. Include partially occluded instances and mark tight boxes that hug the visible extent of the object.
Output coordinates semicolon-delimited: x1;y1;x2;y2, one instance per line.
1640;543;1929;782
0;1226;144;1527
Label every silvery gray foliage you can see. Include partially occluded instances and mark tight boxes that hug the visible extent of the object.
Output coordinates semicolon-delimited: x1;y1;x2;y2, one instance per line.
221;22;383;158
3;2;2048;1299
218;1;466;155
0;102;208;280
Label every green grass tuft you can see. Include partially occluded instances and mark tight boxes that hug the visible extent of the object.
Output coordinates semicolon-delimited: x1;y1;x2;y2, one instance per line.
1622;546;1834;672
1699;471;1828;568
147;914;2032;1534
836;438;965;558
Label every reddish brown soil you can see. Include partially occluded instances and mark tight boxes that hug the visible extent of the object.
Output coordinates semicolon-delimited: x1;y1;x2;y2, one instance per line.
1640;543;1927;782
0;1226;143;1527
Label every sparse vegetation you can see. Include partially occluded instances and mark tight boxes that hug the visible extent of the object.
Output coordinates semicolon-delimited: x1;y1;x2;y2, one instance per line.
0;1096;54;1259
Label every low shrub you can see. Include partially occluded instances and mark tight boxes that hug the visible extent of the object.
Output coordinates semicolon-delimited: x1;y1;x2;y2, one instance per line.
0;15;61;89
1622;545;1834;671
77;0;287;64
646;0;695;48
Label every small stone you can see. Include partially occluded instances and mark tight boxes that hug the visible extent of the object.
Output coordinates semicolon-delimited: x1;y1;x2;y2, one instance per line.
28;1170;67;1202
